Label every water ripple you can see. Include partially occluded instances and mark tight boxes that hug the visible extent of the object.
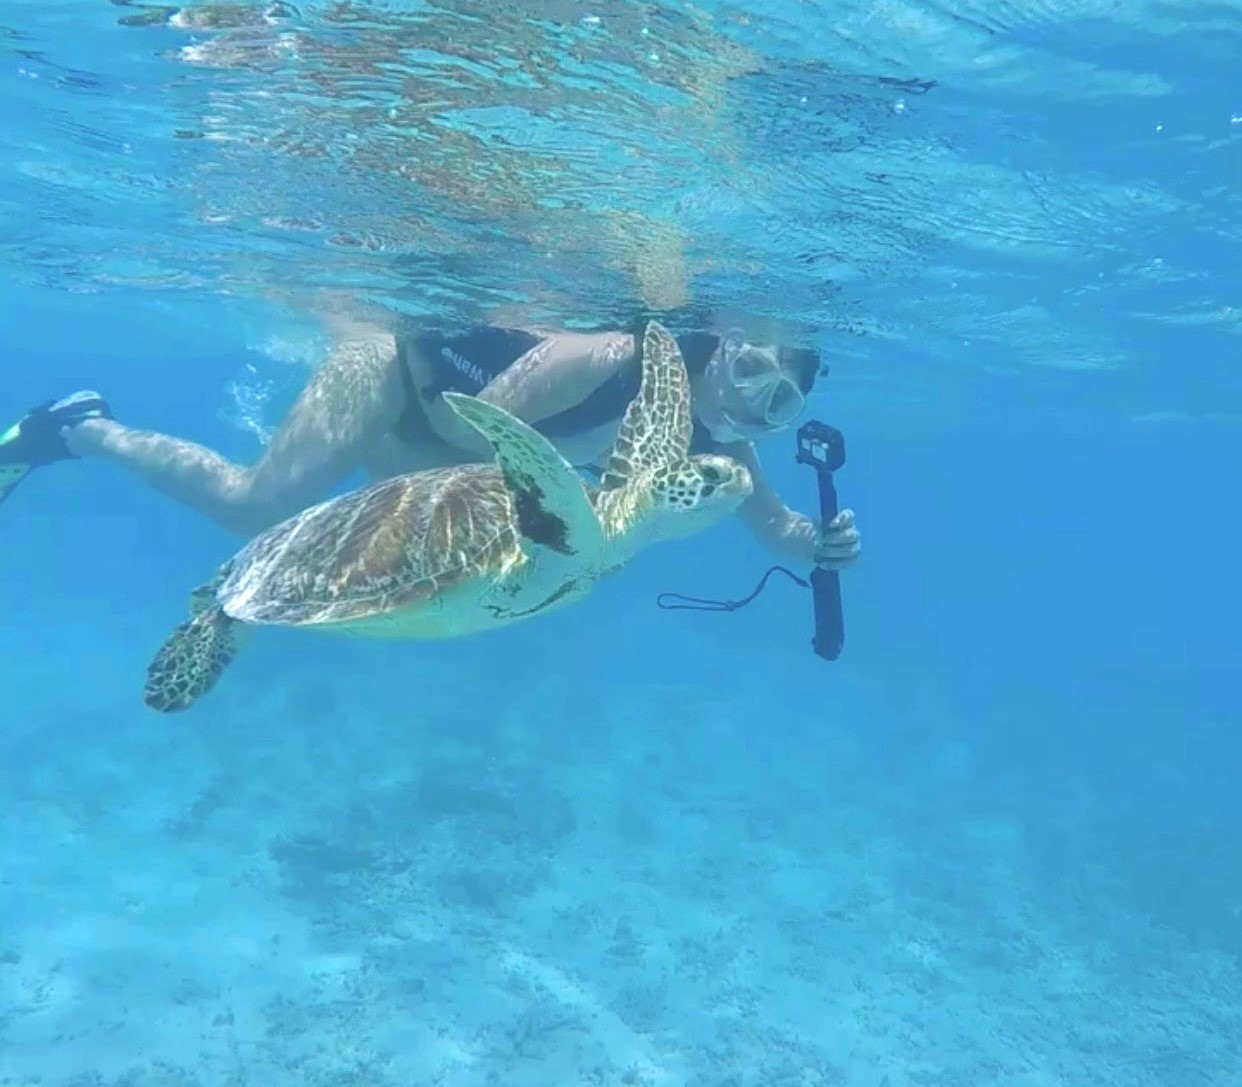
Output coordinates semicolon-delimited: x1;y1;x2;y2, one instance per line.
0;0;1237;382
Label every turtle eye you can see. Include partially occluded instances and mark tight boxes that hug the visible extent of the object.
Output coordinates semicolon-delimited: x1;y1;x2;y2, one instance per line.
700;462;727;485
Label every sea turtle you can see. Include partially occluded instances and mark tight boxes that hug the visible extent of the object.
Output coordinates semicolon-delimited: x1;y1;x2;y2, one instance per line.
143;320;753;712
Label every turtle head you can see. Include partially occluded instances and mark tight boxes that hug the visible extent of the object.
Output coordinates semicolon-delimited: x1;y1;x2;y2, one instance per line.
645;452;753;541
596;453;752;559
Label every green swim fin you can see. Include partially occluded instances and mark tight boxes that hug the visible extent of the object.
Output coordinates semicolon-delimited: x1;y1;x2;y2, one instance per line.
0;416;42;505
0;391;112;506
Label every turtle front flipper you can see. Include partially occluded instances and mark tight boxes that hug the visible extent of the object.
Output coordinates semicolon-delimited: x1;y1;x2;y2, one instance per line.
591;320;753;559
441;392;604;561
600;320;693;490
143;607;242;713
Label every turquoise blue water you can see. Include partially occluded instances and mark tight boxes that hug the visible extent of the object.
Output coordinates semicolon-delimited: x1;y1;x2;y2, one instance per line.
3;2;1241;1084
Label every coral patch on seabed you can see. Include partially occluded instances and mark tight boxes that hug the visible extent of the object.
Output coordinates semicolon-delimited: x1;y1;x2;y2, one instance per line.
1;634;1238;1087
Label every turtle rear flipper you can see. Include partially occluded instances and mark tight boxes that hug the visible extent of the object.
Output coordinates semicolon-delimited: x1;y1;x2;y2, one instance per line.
143;607;241;712
188;578;222;617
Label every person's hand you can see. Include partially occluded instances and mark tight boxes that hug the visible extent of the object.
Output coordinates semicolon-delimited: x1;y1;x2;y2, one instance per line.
814;509;861;569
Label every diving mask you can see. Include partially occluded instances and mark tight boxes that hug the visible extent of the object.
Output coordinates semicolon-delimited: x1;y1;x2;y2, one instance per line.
710;331;807;440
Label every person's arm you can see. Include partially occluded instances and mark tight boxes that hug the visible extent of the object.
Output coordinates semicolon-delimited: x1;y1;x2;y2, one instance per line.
725;441;860;569
476;331;636;421
432;330;636;457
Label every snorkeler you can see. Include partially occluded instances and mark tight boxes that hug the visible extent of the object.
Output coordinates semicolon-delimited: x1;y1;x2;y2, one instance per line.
0;322;860;570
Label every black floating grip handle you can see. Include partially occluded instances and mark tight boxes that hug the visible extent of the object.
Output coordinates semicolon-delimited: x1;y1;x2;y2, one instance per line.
796;422;846;662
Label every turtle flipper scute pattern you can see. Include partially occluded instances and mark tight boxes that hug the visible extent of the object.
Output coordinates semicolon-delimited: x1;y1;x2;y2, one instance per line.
143;607;241;713
600;320;692;491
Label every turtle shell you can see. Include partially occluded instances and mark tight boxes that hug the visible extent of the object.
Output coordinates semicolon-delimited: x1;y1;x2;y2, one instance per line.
217;466;521;627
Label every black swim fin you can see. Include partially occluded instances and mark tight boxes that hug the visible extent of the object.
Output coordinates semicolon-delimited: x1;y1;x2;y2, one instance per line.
0;391;111;506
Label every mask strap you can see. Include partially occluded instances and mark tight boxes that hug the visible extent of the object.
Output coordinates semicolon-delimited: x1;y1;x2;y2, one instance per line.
716;328;746;372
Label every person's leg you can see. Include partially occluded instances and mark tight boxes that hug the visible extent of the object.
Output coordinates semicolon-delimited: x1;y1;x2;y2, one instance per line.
4;332;404;536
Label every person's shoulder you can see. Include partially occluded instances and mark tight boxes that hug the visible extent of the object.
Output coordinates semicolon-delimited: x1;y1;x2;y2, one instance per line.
689;424;747;457
674;330;721;376
687;420;712;455
691;426;761;466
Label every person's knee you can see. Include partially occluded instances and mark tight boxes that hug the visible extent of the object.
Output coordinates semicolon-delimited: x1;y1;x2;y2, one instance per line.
218;476;305;536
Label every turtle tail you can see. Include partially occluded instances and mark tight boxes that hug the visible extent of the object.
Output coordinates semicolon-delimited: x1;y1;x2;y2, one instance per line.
143;607;240;713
